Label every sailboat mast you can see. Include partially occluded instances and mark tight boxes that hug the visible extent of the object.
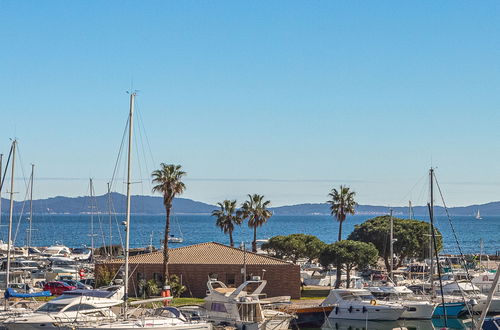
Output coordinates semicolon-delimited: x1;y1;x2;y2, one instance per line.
0;154;3;234
28;164;34;256
124;91;135;317
428;168;448;327
107;182;112;258
89;178;95;256
408;200;413;220
389;208;394;283
5;140;16;309
429;168;434;295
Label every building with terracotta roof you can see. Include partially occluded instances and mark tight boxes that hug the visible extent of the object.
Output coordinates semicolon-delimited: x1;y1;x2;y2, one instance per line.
96;242;301;299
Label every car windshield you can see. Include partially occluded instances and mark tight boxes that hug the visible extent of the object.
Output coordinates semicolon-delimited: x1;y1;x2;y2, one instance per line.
37;303;65;313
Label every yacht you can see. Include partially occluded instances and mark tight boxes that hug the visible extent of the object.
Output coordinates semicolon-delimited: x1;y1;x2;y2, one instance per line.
70;306;213;330
190;277;293;330
440;281;500;313
367;286;436;319
3;286;124;329
320;289;405;320
42;245;72;257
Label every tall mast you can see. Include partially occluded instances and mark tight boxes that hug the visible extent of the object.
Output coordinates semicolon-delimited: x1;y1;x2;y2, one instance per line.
28;164;34;256
429;168;434;295
408;200;413;220
428;168;448;327
89;178;95;258
0;154;3;236
124;91;135;317
389;208;394;283
5;140;16;309
107;182;112;258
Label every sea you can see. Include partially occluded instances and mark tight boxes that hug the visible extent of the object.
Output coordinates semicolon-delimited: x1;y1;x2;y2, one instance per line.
0;214;498;255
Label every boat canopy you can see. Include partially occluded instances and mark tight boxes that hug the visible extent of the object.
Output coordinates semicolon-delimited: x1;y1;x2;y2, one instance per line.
4;288;51;299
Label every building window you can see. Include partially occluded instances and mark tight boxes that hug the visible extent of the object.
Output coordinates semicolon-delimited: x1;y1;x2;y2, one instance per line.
153;273;164;285
226;273;236;286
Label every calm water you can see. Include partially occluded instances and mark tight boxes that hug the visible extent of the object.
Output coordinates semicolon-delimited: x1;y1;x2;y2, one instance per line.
0;214;498;254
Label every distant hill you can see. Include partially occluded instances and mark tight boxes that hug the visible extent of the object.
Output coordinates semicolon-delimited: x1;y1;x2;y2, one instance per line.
0;194;498;216
0;193;215;215
270;202;499;216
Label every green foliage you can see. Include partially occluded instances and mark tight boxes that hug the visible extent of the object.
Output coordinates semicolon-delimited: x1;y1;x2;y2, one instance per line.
168;275;186;298
319;240;378;288
145;279;160;297
95;264;114;288
151;163;187;285
212;200;243;247
327;185;356;242
262;234;327;263
240;194;272;252
347;215;443;271
95;245;123;257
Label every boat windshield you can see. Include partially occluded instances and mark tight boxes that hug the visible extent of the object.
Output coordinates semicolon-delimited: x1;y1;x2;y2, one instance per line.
37;303;65;313
338;292;366;301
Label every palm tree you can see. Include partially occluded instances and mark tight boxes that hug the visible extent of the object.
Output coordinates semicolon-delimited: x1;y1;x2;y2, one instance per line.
212;200;243;247
327;185;356;288
327;185;356;241
152;163;186;285
240;194;272;252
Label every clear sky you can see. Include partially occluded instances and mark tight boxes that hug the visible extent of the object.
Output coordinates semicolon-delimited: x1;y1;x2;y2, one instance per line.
1;1;499;207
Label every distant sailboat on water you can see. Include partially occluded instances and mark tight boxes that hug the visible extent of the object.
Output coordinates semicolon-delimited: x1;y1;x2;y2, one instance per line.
475;209;482;220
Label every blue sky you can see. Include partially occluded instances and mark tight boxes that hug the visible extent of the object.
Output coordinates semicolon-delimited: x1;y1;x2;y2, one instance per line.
0;1;499;206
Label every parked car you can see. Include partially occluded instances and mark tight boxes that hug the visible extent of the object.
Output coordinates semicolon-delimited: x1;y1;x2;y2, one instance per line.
61;279;92;290
43;281;76;295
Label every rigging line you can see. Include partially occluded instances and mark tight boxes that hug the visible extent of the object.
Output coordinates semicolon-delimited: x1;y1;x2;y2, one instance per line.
136;107;156;177
395;174;427;207
109;117;129;192
0;145;13;192
133;122;144;197
108;193;124;250
433;173;475;284
135;108;153;190
15;146;30;192
13;182;30;246
91;185;108;254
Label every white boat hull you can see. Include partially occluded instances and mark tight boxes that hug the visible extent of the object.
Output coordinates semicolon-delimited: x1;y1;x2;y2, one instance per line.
400;301;436;319
472;297;500;313
327;304;404;321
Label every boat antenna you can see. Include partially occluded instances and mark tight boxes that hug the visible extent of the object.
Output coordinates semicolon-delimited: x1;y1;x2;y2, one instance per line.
389;208;394;284
123;91;136;319
427;167;447;328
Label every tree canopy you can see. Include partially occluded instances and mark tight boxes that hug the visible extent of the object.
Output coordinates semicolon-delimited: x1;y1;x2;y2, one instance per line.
347;215;442;271
319;240;378;288
261;234;327;263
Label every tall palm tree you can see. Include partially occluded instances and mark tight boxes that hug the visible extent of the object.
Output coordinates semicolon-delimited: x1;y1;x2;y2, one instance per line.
327;185;356;288
327;185;356;241
240;194;272;252
152;163;186;285
212;200;243;247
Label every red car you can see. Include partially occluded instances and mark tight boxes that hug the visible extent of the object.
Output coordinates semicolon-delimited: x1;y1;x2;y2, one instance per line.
43;281;76;295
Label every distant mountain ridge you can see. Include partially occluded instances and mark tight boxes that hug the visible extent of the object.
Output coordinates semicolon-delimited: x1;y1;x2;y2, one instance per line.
0;194;498;216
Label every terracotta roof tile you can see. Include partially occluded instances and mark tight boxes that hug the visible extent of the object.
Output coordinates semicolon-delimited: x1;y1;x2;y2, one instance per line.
104;242;289;266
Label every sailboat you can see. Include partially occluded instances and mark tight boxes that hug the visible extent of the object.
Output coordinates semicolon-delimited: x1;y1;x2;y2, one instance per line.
475;209;482;220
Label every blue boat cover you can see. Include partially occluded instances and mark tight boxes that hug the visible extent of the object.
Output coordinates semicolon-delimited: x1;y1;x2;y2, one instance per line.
5;288;52;299
62;289;116;298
